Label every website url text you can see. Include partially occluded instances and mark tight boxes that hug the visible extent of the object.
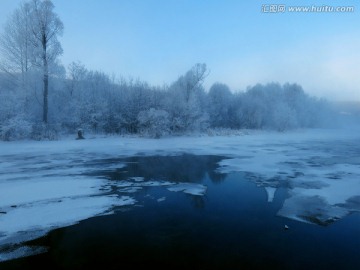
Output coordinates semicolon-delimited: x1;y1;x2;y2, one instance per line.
261;5;355;13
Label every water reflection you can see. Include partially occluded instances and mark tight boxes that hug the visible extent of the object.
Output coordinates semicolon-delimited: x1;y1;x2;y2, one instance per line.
90;154;227;184
85;154;228;210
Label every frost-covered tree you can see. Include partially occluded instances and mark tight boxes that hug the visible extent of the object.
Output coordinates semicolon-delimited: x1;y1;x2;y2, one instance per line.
66;61;87;97
207;82;232;128
0;0;63;125
228;82;336;131
0;3;34;85
0;1;35;127
28;0;63;123
138;108;170;138
121;80;153;133
236;84;269;129
166;63;209;132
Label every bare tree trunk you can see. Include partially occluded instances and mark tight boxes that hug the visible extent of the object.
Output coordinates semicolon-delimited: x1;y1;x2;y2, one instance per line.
43;69;48;123
42;33;48;124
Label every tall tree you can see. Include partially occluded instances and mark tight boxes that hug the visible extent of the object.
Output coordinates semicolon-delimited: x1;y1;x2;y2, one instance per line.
0;2;32;87
29;0;63;123
167;63;209;132
0;0;63;124
207;82;232;128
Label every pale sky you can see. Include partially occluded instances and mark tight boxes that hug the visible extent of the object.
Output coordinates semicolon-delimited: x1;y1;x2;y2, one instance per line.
1;0;359;101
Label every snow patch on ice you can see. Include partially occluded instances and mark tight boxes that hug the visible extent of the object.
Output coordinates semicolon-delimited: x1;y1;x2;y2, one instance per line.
167;183;207;196
0;177;105;208
277;194;349;225
0;246;48;262
265;187;276;202
112;177;208;197
0;195;135;245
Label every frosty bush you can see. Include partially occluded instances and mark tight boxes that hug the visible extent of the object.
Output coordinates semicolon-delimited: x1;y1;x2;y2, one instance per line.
270;102;298;131
0;116;32;141
206;128;246;136
138;108;170;138
30;123;59;141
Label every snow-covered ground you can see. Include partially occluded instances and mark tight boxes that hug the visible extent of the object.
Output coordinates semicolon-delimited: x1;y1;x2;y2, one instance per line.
0;128;359;261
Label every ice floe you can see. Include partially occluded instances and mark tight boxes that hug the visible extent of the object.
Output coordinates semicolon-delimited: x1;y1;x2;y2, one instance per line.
167;183;207;196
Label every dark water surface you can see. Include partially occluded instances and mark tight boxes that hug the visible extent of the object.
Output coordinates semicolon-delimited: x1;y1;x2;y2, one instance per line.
1;154;360;270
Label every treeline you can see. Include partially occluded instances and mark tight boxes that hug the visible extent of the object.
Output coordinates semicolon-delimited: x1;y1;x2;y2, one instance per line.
0;0;338;141
0;62;337;140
